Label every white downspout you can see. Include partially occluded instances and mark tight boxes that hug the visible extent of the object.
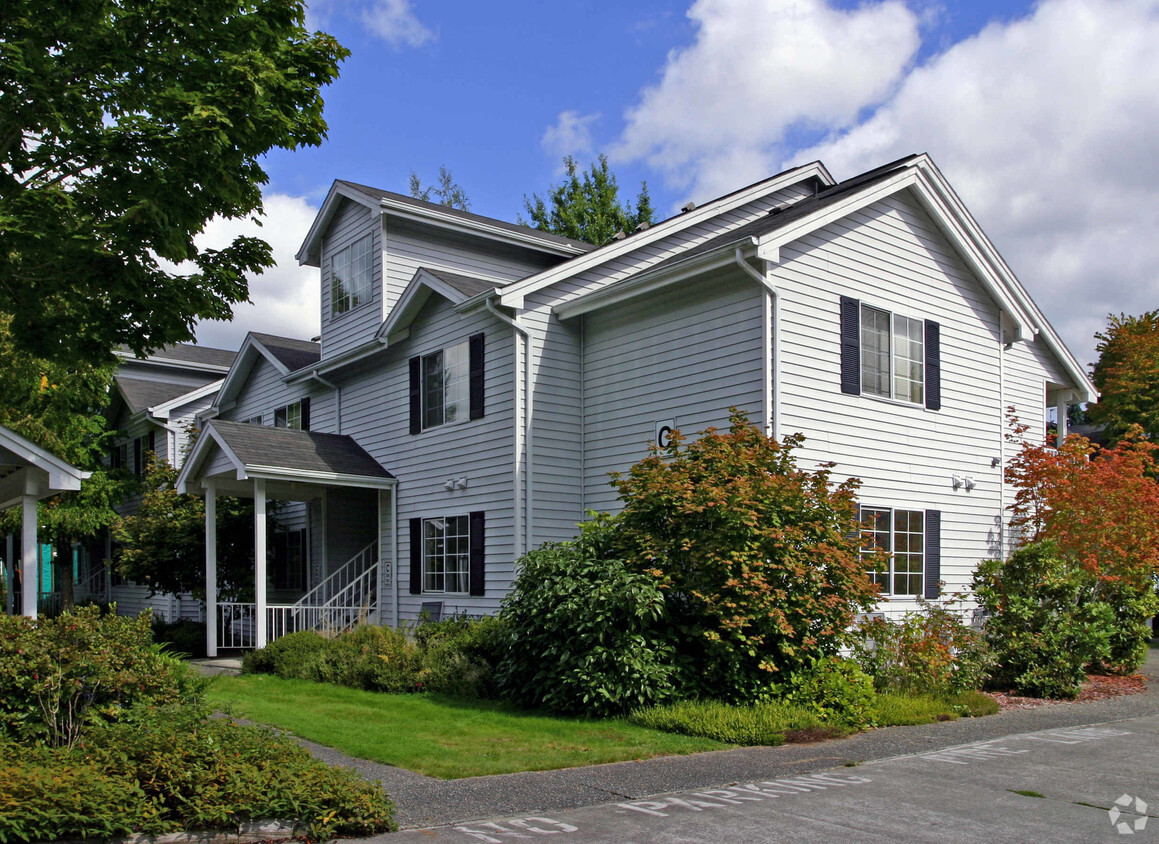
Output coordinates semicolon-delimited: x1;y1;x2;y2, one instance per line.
734;248;779;440
998;311;1007;559
308;371;340;434
391;484;399;628
485;297;533;559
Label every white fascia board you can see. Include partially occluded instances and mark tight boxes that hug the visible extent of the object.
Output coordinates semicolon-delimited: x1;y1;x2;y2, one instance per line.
498;162;835;308
175;423;244;493
296;182;380;266
378;198;588;258
148;379;224;420
554;249;742;320
246;465;397;490
0;425;90;492
213;335;287;409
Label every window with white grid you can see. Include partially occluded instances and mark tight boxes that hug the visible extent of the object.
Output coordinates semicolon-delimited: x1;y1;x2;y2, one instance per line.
330;234;373;317
860;507;924;596
423;515;470;594
860;304;924;405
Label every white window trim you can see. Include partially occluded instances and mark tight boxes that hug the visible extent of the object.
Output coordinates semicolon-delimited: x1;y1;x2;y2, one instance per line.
420;341;470;431
329;233;374;319
860;303;925;406
860;505;925;598
422;514;470;595
274;400;304;431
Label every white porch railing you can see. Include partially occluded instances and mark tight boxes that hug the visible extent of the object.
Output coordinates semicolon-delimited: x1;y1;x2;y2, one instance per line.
217;542;380;649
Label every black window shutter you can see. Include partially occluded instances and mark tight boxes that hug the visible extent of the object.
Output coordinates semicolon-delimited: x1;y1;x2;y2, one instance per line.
924;509;941;599
148;429;156;455
408;357;422;434
469;511;485;596
924;320;941;411
468;332;485;420
409;518;423;594
300;397;311;431
839;296;861;395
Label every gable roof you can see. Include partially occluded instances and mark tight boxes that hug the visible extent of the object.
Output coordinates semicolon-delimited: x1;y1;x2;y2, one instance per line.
374;267;503;344
213;332;321;411
0;424;90;508
114;376;202;416
495;160;837;308
176;420;395;494
296;180;594;268
116;343;236;372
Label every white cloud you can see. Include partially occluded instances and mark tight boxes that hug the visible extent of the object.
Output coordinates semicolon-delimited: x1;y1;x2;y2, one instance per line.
193;194;320;351
307;0;435;49
541;110;601;165
361;0;436;49
793;0;1159;367
614;0;921;201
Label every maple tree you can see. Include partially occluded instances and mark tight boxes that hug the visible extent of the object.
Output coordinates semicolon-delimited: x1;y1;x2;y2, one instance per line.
1004;411;1159;671
1089;311;1159;443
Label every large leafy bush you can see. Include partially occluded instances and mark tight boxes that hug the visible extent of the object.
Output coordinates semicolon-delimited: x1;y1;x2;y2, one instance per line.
612;410;879;702
852;601;993;696
496;516;676;716
0;705;396;841
0;606;200;747
973;541;1113;698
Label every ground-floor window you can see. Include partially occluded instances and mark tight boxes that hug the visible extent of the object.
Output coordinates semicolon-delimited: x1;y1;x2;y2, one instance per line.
422;515;470;594
271;529;307;591
860;506;924;596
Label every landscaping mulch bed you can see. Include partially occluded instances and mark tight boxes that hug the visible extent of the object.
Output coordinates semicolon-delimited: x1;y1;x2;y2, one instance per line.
984;672;1147;711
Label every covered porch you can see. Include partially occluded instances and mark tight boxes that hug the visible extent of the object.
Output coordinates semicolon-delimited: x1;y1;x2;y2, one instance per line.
0;425;91;619
177;420;396;655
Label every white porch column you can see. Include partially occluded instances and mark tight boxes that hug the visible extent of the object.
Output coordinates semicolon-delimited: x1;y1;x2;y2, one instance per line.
254;478;267;649
1056;393;1069;446
5;533;14;615
21;494;37;620
204;481;218;657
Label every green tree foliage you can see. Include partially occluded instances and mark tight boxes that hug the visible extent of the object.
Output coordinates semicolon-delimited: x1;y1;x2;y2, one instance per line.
1089;310;1159;443
973;542;1113;699
408;165;470;210
495;516;676;716
114;453;255;602
612;410;879;703
0;0;348;364
520;154;655;246
0;317;135;607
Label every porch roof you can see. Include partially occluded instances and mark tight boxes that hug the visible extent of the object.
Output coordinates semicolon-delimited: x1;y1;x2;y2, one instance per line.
176;420;395;497
0;424;91;510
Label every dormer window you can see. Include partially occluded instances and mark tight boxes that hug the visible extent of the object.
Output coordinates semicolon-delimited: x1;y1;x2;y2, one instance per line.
330;234;373;317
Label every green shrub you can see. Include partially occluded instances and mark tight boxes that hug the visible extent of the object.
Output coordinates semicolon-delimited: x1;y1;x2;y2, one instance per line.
310;625;421;693
242;629;329;679
0;705;397;841
0;606;201;747
413;614;508;698
779;657;877;729
496;516;676;716
611;411;879;703
628;699;829;746
974;541;1113;699
1097;581;1159;674
852;602;993;696
152;618;207;658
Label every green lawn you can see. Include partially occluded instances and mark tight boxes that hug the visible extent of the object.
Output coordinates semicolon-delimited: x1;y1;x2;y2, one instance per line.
206;674;727;779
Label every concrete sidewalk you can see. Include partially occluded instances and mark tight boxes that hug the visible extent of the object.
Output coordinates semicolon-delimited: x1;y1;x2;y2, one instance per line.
314;648;1159;833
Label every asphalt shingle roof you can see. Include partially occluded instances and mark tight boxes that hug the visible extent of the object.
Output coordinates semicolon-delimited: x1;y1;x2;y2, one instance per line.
336;180;595;254
209;420;393;479
114;376;208;414
421;267;501;298
251;333;322;373
119;343;237;369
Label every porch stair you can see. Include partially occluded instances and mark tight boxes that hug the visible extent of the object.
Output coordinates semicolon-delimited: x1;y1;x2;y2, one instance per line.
289;541;378;635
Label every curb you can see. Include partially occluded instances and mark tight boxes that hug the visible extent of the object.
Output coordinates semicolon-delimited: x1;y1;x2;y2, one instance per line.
57;821;297;844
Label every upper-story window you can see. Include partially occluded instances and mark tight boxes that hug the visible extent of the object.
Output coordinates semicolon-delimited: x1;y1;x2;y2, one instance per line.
409;333;485;434
274;398;310;431
861;304;924;404
840;296;941;411
421;342;469;429
330;234;373;317
110;432;155;478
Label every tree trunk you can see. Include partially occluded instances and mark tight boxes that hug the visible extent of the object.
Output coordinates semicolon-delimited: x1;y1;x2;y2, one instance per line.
56;538;74;612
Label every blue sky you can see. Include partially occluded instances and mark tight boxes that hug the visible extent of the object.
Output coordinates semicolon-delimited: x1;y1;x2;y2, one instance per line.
198;0;1159;371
